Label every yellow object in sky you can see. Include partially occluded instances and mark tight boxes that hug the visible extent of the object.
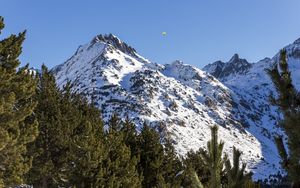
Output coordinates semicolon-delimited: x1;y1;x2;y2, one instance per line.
162;32;167;36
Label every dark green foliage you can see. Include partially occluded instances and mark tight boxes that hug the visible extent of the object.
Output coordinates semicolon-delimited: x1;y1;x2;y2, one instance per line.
200;125;224;188
189;167;204;188
182;150;210;187
225;147;252;188
27;67;107;187
161;138;183;187
102;115;141;188
27;65;67;187
66;90;106;187
266;49;300;187
0;16;38;187
138;123;167;188
121;119;141;162
184;126;253;188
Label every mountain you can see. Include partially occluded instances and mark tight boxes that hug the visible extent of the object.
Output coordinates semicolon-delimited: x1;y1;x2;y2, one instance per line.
52;34;300;180
203;53;252;81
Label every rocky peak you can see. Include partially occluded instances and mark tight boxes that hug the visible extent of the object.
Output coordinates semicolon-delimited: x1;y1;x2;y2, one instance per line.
229;53;240;63
92;34;137;57
202;60;225;78
203;54;252;80
228;54;249;66
170;60;184;66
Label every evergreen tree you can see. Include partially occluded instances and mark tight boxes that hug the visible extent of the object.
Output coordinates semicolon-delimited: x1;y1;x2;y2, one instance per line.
161;137;183;187
188;167;204;188
102;115;141;188
182;150;210;187
266;49;300;187
0;16;38;187
28;70;109;187
225;147;252;188
27;65;67;187
121;119;140;159
65;87;107;187
200;125;224;188
139;123;167;188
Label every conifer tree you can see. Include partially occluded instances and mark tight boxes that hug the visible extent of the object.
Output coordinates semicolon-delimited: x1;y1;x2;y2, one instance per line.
102;115;141;188
0;16;38;187
121;119;141;162
225;147;251;188
266;49;300;187
188;167;204;188
200;125;224;188
161;137;183;187
182;150;209;187
139;123;167;188
28;70;109;187
27;65;66;187
65;87;107;187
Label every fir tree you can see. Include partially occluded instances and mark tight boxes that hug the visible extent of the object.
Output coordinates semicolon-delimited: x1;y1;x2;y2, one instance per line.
0;16;38;187
266;49;300;187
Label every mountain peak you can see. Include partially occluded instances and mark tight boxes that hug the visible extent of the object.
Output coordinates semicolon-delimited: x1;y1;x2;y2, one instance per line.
171;60;184;66
92;33;137;57
203;54;251;80
229;53;240;62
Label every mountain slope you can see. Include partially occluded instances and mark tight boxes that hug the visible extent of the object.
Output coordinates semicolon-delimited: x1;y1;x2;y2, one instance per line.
52;34;300;180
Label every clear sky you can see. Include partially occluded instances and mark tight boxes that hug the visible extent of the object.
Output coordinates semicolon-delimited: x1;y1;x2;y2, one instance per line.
1;0;300;69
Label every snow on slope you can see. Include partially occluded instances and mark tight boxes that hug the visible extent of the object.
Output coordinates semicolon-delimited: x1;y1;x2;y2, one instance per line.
52;34;300;180
203;37;300;179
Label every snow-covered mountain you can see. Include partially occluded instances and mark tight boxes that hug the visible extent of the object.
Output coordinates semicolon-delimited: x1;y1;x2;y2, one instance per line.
52;34;300;180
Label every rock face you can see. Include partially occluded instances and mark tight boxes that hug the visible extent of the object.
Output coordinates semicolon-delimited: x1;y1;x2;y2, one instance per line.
203;54;252;81
52;34;300;180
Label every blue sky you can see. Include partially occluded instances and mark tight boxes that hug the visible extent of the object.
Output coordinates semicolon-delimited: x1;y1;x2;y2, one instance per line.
1;0;300;69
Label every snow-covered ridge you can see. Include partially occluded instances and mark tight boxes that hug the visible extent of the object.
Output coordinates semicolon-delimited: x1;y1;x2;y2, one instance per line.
52;34;300;180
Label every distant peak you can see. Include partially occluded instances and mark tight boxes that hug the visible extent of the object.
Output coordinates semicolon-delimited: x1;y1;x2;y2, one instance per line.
91;33;137;57
171;60;184;66
229;53;240;62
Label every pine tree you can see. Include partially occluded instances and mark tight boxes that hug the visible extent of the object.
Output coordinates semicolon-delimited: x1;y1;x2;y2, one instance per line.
27;65;67;187
266;49;300;187
0;16;38;187
182;150;210;187
102;115;141;188
161;137;183;187
225;147;252;188
139;123;167;188
121;118;141;168
28;70;109;187
188;167;204;188
200;125;224;188
65;86;107;187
